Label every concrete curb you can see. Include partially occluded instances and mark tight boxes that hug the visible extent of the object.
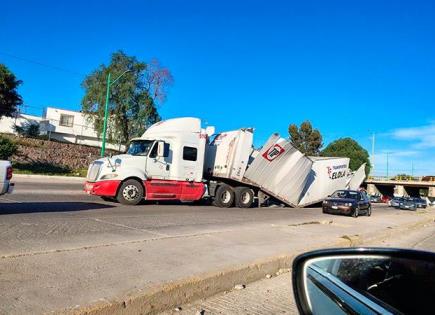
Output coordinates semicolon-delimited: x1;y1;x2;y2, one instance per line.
58;215;435;315
13;174;85;181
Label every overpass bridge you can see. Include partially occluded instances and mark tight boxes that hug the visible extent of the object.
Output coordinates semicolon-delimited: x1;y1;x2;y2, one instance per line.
365;176;435;199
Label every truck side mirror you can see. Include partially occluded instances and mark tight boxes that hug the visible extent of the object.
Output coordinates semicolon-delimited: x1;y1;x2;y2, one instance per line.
157;141;165;157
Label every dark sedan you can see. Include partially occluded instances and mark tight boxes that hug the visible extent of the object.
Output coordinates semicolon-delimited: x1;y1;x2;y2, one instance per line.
399;198;417;211
389;197;404;208
412;197;427;209
323;190;371;218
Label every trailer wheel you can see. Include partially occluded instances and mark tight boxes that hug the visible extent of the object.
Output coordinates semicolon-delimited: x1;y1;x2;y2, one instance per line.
116;179;144;205
235;187;254;208
213;184;234;208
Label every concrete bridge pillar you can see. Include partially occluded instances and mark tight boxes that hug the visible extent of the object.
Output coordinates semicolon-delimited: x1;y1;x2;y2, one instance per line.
367;184;380;196
429;187;435;198
394;185;407;197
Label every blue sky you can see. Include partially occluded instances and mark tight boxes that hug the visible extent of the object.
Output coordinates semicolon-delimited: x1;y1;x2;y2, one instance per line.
1;0;434;175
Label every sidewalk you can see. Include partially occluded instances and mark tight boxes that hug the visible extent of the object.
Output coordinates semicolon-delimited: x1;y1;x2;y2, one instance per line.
164;221;435;315
1;207;433;315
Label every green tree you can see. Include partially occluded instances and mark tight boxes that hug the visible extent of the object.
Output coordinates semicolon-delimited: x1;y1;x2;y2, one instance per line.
81;51;173;144
0;64;23;118
0;136;17;160
288;121;323;155
321;138;371;175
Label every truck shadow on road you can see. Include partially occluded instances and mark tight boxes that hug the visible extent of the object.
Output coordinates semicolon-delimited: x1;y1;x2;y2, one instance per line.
0;202;115;215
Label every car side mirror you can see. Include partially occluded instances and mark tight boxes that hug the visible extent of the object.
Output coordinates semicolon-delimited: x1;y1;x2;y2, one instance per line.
292;247;435;315
157;141;165;157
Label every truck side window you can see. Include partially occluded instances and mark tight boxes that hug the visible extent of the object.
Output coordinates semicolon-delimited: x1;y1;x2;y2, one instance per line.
183;146;197;161
149;142;170;158
163;143;170;157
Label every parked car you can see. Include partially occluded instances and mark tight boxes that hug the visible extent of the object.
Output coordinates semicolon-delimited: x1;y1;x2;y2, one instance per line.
369;194;381;203
412;197;427;209
381;195;391;203
322;190;371;217
0;160;14;196
389;196;404;208
399;198;417;211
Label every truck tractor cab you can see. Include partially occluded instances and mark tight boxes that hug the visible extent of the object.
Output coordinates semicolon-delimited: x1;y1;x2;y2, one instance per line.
84;117;214;205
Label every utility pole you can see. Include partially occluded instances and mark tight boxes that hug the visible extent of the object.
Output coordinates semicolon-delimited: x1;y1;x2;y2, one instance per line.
100;70;132;157
371;132;375;176
386;152;390;179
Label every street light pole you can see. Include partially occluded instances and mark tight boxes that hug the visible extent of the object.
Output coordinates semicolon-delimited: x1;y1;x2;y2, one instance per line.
386;152;389;178
101;73;111;157
371;132;375;176
100;70;132;157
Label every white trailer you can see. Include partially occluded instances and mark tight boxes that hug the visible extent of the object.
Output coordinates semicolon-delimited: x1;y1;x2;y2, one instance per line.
297;157;350;207
84;117;365;207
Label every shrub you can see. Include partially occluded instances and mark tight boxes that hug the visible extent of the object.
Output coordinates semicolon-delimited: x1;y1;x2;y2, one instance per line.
0;136;18;160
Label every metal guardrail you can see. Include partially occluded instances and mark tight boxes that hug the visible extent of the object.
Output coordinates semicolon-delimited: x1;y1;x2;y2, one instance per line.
367;176;435;182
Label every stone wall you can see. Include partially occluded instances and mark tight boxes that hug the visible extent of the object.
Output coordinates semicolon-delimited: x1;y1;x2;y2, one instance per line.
5;135;120;170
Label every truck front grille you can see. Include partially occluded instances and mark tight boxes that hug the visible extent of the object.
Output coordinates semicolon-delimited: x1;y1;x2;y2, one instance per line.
87;162;103;182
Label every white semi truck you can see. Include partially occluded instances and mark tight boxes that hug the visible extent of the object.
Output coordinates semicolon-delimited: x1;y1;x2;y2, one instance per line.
84;117;365;207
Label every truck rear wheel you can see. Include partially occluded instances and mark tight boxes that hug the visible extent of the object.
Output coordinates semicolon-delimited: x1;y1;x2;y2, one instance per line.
235;187;254;208
213;184;234;208
117;179;144;205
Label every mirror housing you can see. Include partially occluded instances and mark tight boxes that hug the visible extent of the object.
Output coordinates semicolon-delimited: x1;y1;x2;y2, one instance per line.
157;141;165;157
292;247;435;315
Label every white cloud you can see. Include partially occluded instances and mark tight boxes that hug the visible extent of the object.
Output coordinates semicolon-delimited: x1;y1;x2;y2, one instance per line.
391;122;435;148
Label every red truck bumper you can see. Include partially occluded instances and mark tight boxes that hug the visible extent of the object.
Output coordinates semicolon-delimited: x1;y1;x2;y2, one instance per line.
84;180;121;197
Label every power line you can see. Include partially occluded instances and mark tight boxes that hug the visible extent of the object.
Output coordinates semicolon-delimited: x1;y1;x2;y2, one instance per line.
0;51;85;77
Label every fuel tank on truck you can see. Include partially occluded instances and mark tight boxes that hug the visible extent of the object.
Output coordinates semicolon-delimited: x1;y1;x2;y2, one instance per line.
205;129;254;181
297;157;350;207
243;134;313;207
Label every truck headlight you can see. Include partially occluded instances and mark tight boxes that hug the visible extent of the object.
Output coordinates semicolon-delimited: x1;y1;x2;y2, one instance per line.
345;202;353;207
100;173;118;180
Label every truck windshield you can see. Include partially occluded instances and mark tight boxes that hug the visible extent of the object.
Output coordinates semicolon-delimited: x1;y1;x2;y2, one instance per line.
127;140;154;156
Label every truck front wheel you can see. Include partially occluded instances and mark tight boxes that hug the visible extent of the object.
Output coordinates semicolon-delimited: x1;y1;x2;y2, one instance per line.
117;179;144;205
213;184;234;208
235;187;254;208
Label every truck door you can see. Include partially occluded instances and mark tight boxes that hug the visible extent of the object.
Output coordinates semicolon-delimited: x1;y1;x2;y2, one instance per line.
181;145;200;181
146;141;171;180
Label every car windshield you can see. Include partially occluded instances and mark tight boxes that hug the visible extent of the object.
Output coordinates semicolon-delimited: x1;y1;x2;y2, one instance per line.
127;140;154;156
331;190;358;199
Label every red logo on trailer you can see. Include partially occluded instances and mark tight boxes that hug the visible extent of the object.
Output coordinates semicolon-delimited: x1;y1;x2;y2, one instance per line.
262;144;285;161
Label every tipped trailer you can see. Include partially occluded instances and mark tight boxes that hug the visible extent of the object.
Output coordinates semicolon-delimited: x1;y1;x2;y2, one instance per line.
84;117;365;208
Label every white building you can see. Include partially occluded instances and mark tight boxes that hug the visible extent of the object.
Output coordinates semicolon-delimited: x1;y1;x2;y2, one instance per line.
0;113;43;134
0;107;124;151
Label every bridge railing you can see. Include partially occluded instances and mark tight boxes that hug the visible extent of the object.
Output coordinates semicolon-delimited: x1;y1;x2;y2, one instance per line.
367;176;435;182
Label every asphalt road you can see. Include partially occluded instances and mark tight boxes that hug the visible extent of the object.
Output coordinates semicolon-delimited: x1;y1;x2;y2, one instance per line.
2;176;434;315
0;176;398;257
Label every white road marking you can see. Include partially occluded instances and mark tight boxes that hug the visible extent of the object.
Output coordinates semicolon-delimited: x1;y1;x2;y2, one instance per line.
12;189;84;195
91;218;170;237
0;197;23;203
